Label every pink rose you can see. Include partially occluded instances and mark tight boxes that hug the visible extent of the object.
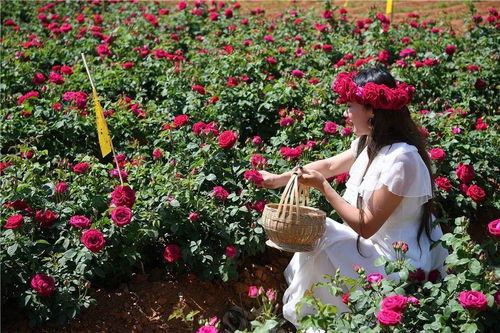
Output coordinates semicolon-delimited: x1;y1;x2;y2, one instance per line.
196;326;218;333
252;136;262;144
381;295;407;312
111;206;132;227
323;121;338;134
407;296;420;306
428;148;446;162
266;289;277;301
55;182;68;193
4;214;24;229
455;163;475;184
31;273;55;296
81;229;106;252
35;210;58;228
69;215;91;229
110;185;136;208
212;186;229;200
244;170;263;186
218;130;238;149
488;219;500;238
248;286;259;298
188;212;200;222
163;244;182;262
153;149;163;159
290;70;305;78
466;185;486;202
73;162;90;173
376;309;401;326
250;154;267;169
225;246;237;259
367;273;384;283
458;291;488;311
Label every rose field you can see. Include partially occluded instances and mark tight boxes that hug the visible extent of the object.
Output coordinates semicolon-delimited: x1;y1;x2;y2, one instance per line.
1;0;499;332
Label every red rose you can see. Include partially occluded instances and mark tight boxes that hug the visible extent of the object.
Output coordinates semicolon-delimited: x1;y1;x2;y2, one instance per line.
376;309;401;326
427;269;441;283
35;210;58;228
218;130;238;149
188;212;199;222
280;146;302;161
381;295;408;312
323;121;338;134
244;170;263;186
173;114;189;127
73;162;90;173
252;201;267;213
69;215;91;229
110;185;136;208
122;62;135;69
225;246;237;259
488;219;500;238
163;244;182;262
428;148;446;162
459;291;488;311
250;154;267;169
342;293;349;304
4;214;24;229
192;84;206;95
409;268;426;282
455;163;475;183
212;186;229;200
33;72;46;85
55;182;68;193
445;44;457;55
153;149;163;159
31;273;55;296
466;184;486;202
474;78;486;90
435;176;452;192
81;229;106;253
336;172;349;184
111;206;132;227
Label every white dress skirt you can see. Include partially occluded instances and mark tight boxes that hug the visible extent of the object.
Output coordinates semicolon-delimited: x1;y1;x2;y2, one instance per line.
282;139;449;328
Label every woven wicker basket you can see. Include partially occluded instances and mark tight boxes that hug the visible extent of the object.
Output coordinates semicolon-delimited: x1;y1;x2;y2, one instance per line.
261;172;326;252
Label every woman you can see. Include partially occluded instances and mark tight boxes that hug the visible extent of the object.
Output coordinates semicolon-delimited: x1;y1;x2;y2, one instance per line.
259;68;448;327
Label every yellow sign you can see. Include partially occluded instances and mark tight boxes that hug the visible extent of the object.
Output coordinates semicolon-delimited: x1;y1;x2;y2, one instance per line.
386;0;393;14
343;0;349;7
91;88;112;157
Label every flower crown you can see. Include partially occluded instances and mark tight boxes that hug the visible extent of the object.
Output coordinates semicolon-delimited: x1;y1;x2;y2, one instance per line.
332;71;416;110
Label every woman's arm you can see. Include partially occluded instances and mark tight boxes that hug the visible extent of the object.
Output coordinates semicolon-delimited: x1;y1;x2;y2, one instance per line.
299;168;403;239
260;150;355;189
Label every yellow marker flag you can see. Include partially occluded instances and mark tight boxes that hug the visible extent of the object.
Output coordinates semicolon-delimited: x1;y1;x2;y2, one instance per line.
91;88;112;157
386;0;393;15
343;0;349;8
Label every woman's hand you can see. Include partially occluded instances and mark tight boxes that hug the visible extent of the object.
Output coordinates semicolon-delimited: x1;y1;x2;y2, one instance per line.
296;167;327;192
258;170;283;189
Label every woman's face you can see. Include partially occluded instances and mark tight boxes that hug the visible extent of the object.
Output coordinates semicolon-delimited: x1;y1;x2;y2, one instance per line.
343;102;373;136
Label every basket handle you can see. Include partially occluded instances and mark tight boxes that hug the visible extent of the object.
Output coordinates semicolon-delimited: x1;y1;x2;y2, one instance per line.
277;172;311;223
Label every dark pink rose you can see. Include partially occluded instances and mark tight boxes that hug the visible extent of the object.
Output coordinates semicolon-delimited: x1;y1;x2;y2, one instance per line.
280;146;302;161
367;273;384;283
73;162;90;173
428;148;446;162
381;295;407;312
474;78;486;90
455;163;475;184
111;206;132;227
31;273;55;296
435;176;452;192
342;293;349;304
122;62;135;69
35;210;58;228
459;291;488;311
225;246;237;258
218;130;238;149
427;269;441;283
212;186;229;200
173;114;189;128
250;154;267;169
69;215;91;229
33;72;46;84
81;229;106;252
188;212;199;222
409;268;426;282
111;185;136;208
252;201;267;213
248;286;259;298
4;214;24;229
244;170;263;186
445;44;457;55
376;309;401;326
192;84;206;95
153;149;163;159
466;185;486;202
487;219;500;238
164;244;182;262
323;121;338;134
55;182;68;193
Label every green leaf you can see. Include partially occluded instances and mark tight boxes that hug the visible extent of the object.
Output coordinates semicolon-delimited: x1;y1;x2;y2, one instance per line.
468;259;481;275
463;323;478;333
7;243;18;256
374;256;387;267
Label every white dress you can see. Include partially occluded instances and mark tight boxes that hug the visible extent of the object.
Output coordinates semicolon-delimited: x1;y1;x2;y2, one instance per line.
282;138;449;328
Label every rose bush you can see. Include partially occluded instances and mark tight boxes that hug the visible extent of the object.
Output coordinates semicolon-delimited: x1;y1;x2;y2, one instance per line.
0;0;498;328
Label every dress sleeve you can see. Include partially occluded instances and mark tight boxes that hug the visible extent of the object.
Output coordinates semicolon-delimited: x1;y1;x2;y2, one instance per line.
348;137;361;158
379;150;432;200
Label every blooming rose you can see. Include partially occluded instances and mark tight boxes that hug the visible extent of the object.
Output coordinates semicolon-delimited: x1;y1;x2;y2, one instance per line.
73;162;90;173
407;296;420;306
212;186;229;200
250;154;267;169
55;182;68;193
487;219;500;238
122;62;135;69
342;293;349;304
435;176;452;192
248;286;259;298
290;70;305;78
244;170;263;186
81;229;106;252
367;273;384;283
428;269;440;283
218;130;238;149
33;72;46;84
445;44;457;55
455;163;475;184
163;244;182;262
188;212;200;222
458;291;488;311
4;214;24;229
31;274;55;296
323;121;338;134
428;148;446;162
192;84;206;95
280;146;302;161
153;149;163;159
381;295;408;312
111;206;132;227
196;326;218;333
409;268;426;282
474;78;486;90
466;185;486;202
376;309;401;326
111;185;136;208
225;246;237;259
69;215;91;229
35;210;58;228
173;114;189;127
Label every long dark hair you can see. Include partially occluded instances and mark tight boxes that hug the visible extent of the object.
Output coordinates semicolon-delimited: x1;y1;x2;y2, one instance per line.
352;68;435;258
